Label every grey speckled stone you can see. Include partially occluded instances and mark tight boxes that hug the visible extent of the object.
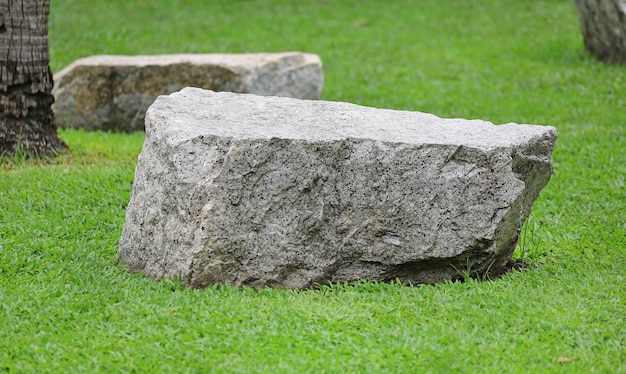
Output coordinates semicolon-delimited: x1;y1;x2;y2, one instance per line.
117;88;557;289
52;52;322;132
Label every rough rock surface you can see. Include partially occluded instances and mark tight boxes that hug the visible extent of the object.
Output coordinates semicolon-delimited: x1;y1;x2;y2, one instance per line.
117;88;557;289
52;52;323;132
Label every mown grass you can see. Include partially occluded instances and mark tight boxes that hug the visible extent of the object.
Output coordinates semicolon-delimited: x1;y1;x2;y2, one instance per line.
1;0;625;372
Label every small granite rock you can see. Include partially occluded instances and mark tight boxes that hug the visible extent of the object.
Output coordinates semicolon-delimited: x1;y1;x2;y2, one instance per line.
117;88;557;289
52;52;323;132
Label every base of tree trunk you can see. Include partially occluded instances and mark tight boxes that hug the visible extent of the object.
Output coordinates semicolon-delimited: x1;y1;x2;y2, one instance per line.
0;0;67;159
0;83;67;158
0;119;67;158
574;0;626;64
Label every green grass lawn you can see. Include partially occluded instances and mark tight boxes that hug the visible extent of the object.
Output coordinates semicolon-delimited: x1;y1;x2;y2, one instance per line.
1;0;625;372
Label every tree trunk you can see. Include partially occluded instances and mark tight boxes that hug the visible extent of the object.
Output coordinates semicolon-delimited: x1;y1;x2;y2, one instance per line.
0;0;66;158
573;0;626;64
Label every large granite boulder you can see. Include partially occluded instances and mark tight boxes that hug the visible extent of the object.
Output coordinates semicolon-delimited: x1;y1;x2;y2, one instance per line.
117;88;557;289
52;52;323;132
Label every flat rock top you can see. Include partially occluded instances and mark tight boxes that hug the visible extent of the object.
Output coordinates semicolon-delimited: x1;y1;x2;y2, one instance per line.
152;88;556;148
57;52;319;69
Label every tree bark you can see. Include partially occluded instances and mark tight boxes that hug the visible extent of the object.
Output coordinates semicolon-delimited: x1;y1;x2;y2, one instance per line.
0;0;66;157
573;0;626;64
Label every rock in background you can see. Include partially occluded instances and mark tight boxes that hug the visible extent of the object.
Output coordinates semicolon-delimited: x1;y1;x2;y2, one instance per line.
117;88;557;289
52;52;323;132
